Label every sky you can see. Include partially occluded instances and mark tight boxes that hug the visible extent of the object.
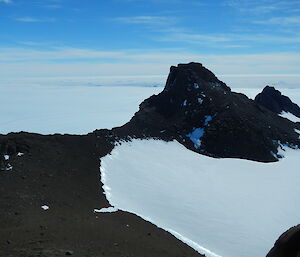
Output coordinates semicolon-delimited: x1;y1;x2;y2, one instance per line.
1;0;300;87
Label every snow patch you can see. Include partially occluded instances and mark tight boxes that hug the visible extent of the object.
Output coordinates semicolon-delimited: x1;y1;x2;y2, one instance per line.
4;155;9;160
186;115;213;149
41;205;49;210
100;139;300;257
194;83;200;89
6;164;13;171
187;128;204;149
295;129;300;139
183;100;188;106
204;115;212;125
198;98;203;104
94;207;118;213
17;152;24;157
279;111;300;123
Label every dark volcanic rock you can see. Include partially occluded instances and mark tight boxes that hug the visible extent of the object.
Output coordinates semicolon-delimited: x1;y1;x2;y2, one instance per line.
114;62;300;162
267;225;300;257
255;86;300;117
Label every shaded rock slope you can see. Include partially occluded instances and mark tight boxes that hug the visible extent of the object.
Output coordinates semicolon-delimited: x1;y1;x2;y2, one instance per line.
106;62;300;162
267;224;300;257
255;86;300;118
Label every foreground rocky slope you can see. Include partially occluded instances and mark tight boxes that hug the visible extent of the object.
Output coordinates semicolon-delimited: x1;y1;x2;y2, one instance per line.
0;133;201;257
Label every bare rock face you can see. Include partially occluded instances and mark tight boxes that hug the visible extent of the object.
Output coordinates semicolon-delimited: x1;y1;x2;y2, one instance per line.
266;225;300;257
116;62;300;162
255;86;300;117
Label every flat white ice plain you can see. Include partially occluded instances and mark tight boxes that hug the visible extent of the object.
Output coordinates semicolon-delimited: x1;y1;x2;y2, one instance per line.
101;139;300;257
0;85;161;135
0;83;299;134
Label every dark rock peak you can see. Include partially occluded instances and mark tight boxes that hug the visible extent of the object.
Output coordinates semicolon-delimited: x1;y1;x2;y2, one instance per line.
117;63;300;162
142;62;232;123
255;86;300;118
164;62;230;93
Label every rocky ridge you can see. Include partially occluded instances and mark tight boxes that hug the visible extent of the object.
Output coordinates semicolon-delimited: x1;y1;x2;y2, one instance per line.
255;86;300;118
108;62;300;162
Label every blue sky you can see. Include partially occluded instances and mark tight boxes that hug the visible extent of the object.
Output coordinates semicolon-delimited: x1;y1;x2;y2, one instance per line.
1;0;300;82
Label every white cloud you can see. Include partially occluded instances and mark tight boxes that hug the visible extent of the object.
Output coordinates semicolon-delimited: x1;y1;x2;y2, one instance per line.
158;32;232;44
0;47;126;61
0;0;12;3
255;16;300;26
114;16;176;26
156;30;300;46
226;0;300;14
14;17;56;23
0;47;300;80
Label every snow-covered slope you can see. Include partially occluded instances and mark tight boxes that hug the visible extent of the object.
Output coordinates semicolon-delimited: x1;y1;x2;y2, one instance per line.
0;85;161;135
100;139;300;257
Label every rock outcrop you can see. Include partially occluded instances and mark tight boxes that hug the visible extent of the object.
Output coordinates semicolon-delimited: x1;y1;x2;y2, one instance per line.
255;86;300;117
113;62;300;162
0;136;30;172
267;225;300;257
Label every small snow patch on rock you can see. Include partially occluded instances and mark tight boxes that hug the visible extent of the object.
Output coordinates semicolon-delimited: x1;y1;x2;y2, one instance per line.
294;129;300;139
41;205;49;211
186;115;213;149
94;207;118;213
204;115;212;125
6;164;13;171
187;128;204;149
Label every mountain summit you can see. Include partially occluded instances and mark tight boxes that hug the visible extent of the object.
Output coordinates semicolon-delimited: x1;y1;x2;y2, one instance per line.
115;62;300;162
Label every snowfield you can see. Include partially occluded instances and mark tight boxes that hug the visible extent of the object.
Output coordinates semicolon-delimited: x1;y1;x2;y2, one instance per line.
100;139;300;257
0;85;299;134
0;85;161;135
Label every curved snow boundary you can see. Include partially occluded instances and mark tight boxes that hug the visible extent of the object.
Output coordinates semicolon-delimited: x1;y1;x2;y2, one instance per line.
168;229;222;257
100;139;300;257
100;147;220;257
101;169;221;257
